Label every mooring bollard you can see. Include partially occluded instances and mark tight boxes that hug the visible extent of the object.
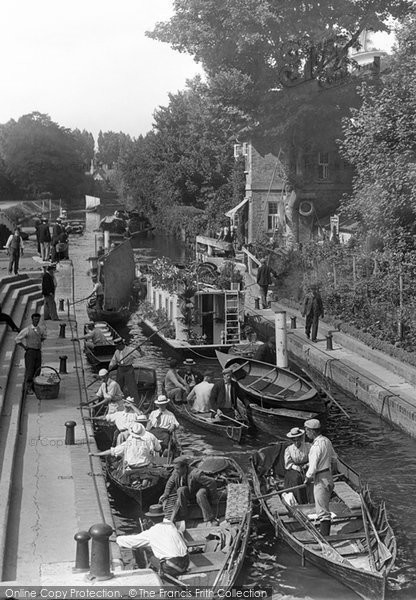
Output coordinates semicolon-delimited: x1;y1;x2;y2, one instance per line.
65;421;76;445
326;331;334;351
59;323;66;338
254;298;260;310
290;316;297;329
73;530;91;573
89;523;114;581
59;355;68;374
59;298;65;311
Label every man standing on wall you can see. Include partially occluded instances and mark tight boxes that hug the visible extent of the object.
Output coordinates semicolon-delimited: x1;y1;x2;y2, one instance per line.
15;313;47;394
5;228;24;275
302;284;324;342
256;257;277;309
42;266;59;321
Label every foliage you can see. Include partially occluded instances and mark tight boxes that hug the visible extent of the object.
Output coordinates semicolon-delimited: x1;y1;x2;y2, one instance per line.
0;112;92;201
96;131;133;168
340;14;416;245
217;260;244;289
138;301;176;339
150;257;199;296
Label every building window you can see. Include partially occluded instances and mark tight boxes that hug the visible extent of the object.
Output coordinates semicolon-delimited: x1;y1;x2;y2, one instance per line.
267;202;279;231
318;152;329;180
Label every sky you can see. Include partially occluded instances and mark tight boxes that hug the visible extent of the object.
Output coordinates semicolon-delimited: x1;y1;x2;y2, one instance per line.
0;0;201;141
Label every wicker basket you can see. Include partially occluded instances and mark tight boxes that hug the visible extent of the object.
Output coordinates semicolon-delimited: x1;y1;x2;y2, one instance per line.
33;366;61;400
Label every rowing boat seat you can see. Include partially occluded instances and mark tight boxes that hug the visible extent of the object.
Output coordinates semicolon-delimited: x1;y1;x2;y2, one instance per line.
334;482;362;511
267;494;288;516
187;552;226;573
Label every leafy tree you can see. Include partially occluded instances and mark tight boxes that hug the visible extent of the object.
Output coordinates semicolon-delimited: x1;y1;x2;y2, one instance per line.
72;128;95;171
340;14;416;245
96;131;132;168
0;112;89;201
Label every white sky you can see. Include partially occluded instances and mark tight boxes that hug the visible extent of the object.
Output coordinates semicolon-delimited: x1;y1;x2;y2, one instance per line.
0;0;201;140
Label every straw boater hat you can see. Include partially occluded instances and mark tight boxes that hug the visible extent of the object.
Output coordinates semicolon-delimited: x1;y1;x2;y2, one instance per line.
98;368;108;377
114;337;124;345
155;395;170;406
304;418;321;430
183;358;196;366
134;414;148;423
123;396;135;405
286;427;305;439
129;422;146;438
145;504;165;518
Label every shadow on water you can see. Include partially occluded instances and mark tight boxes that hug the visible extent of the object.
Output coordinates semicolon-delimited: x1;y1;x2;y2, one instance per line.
68;220;416;599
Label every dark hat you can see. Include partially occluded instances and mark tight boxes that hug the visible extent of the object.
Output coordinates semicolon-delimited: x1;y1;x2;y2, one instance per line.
144;504;165;518
172;456;190;468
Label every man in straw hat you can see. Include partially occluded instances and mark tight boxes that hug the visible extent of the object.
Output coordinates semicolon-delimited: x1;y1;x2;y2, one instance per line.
147;395;179;452
89;421;161;471
159;456;219;526
81;368;123;414
109;337;142;404
86;397;146;445
178;358;203;391
284;427;312;504
116;503;189;577
303;418;337;537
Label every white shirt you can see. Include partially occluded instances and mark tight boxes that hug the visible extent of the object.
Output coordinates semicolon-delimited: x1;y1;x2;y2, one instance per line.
284;441;311;472
188;380;214;413
96;378;123;402
111;431;161;467
117;521;188;558
306;435;337;479
5;234;24;250
148;409;179;430
109;346;139;369
93;281;103;295
105;410;140;431
15;324;47;349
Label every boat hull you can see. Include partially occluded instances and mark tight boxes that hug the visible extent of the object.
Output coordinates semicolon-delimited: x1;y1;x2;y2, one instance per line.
87;306;131;326
248;403;321;439
169;401;244;443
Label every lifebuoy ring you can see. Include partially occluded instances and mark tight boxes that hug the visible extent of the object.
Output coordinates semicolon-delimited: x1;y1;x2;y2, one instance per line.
299;200;314;217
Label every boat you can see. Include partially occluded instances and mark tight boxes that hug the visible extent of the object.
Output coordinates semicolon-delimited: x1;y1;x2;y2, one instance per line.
248;403;321;439
85;194;100;212
169;400;245;443
105;434;181;511
216;351;327;414
82;321;118;368
251;443;397;600
86;239;135;326
161;454;252;591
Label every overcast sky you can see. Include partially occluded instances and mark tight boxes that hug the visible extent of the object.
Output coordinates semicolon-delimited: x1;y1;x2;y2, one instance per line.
0;0;201;140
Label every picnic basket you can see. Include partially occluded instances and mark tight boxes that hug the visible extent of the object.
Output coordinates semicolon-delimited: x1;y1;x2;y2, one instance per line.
33;366;61;400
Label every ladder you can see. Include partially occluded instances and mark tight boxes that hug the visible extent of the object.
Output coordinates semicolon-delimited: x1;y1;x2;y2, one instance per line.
224;291;241;344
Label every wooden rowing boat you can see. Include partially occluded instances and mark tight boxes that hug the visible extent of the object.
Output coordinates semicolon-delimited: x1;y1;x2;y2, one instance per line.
248;403;320;439
251;443;396;600
161;455;252;592
169;400;245;443
83;321;118;368
86;304;131;326
216;350;327;414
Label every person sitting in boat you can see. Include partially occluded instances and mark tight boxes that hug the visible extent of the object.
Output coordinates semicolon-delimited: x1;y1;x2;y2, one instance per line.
159;456;219;526
109;338;142;404
89;422;161;471
116;503;189;577
209;367;241;421
284;427;313;504
89;275;104;310
81;368;123;414
73;322;111;349
86;397;146;445
147;395;179;452
187;371;214;413
253;336;276;365
164;358;188;403
178;358;203;391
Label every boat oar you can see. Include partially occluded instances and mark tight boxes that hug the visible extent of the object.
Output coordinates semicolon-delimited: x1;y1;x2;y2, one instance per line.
209;410;249;428
323;387;351;420
360;493;392;567
70;294;92;306
255;483;307;501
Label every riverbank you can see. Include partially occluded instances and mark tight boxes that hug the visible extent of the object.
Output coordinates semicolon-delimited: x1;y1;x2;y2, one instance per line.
245;273;416;439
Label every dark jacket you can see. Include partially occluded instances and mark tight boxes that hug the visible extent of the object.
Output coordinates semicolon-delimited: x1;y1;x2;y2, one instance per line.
38;223;51;243
256;264;276;286
163;468;218;504
52;223;63;243
42;272;55;296
177;368;203;387
302;291;324;318
209;380;237;411
253;343;276;365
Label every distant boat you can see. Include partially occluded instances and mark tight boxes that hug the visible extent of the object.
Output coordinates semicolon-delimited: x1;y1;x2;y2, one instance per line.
85;195;101;212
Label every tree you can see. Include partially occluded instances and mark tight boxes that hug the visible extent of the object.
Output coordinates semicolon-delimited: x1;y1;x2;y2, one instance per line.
72;128;95;172
96;131;132;168
340;14;416;245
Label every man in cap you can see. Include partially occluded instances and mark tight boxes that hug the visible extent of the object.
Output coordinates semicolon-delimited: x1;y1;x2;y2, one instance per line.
159;456;219;526
253;335;276;365
38;217;51;261
178;358;203;391
116;503;189;577
147;395;179;452
256;257;277;309
209;367;240;420
72;322;111;349
42;265;59;321
15;312;47;394
89;421;161;470
86;397;146;445
81;368;123;414
301;284;324;342
303;418;337;536
108;337;142;403
284;427;312;504
5;228;24;275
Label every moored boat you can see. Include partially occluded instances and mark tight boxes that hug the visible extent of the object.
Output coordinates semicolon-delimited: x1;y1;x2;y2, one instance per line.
82;321;118;368
86;303;131;326
169;400;245;443
161;455;252;592
248;403;321;439
251;443;397;600
216;350;327;414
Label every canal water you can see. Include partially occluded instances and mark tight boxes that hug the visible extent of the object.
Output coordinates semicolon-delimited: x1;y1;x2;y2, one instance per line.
68;211;416;599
